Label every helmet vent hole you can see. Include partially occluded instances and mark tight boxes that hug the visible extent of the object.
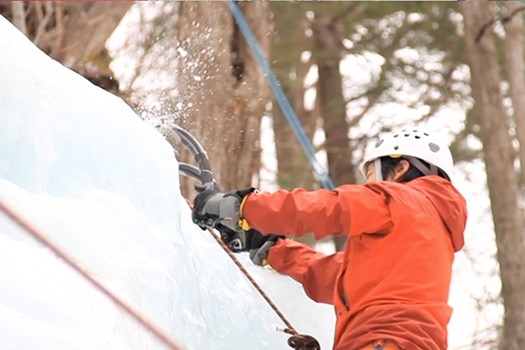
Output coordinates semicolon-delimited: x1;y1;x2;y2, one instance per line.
415;135;420;139
375;139;384;148
429;142;440;152
404;134;410;137
394;145;399;150
424;132;429;136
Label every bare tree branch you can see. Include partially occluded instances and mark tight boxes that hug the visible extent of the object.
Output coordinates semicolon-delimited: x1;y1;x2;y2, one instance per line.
10;2;27;35
476;5;525;42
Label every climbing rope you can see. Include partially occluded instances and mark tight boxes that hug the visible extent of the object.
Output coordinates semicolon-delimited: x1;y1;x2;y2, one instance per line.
0;198;186;350
205;226;296;332
205;225;321;350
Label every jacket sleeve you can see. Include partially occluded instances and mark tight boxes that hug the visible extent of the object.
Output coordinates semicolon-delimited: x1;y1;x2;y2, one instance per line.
242;184;393;240
267;239;343;305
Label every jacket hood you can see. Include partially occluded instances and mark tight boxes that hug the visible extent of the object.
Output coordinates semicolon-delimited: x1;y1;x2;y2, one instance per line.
409;176;467;251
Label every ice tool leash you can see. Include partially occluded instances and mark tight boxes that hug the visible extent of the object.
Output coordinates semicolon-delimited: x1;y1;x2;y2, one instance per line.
160;123;321;350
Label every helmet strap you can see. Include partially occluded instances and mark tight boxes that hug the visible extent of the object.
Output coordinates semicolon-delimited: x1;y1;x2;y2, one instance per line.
374;158;383;181
405;156;438;176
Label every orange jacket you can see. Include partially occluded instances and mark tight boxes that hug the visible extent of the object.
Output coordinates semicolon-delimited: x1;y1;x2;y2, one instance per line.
242;176;467;350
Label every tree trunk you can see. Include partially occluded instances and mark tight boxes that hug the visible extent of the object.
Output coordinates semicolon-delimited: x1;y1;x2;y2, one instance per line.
272;84;317;190
503;3;525;188
312;16;355;251
0;2;132;93
270;5;317;191
313;16;355;187
51;3;133;89
266;4;318;247
460;3;525;349
175;2;270;196
10;2;27;34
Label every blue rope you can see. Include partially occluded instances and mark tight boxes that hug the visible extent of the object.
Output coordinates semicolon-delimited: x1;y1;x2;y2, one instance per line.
228;0;336;190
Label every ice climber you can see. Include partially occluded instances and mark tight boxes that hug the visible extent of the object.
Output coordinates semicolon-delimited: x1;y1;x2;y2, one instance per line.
192;128;468;350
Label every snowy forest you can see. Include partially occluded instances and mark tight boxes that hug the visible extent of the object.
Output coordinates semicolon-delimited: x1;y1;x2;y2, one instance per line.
2;2;525;349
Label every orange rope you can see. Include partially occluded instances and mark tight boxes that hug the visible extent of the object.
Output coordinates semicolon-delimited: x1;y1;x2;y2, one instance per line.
0;198;186;350
205;227;321;350
205;226;298;334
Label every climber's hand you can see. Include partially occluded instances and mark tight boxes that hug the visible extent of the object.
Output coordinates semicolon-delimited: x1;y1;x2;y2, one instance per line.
215;224;246;252
245;229;283;266
192;187;255;231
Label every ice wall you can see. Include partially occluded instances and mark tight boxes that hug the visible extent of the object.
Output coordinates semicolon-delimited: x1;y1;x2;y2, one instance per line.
0;15;334;350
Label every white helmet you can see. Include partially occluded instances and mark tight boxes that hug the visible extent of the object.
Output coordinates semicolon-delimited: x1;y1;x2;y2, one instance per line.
361;128;454;181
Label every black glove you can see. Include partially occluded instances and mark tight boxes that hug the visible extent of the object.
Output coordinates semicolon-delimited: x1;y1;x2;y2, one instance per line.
245;229;283;266
192;184;222;230
192;186;256;231
215;223;246;252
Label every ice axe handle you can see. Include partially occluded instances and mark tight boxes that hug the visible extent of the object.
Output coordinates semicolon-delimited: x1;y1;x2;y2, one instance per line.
195;153;215;185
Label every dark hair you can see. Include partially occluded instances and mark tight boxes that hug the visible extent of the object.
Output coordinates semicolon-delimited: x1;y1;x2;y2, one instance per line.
379;156;450;182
